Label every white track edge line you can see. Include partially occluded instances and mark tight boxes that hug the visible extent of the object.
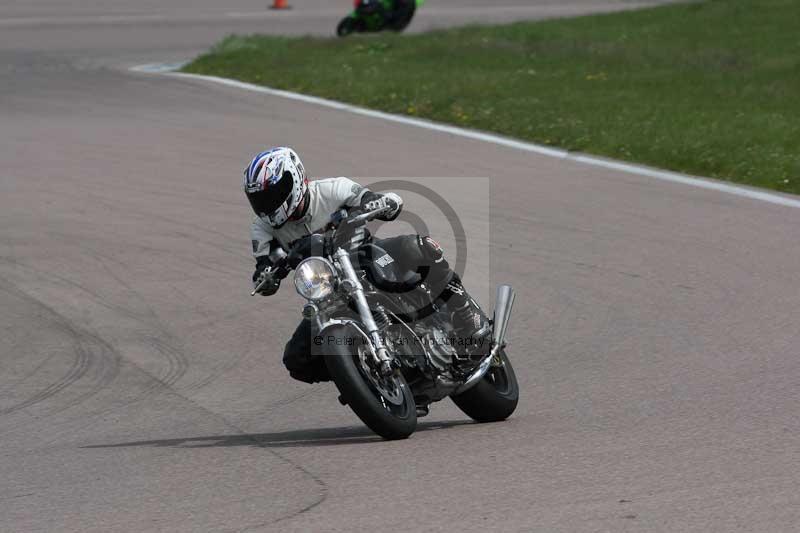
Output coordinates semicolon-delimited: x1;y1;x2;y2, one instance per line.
133;64;800;210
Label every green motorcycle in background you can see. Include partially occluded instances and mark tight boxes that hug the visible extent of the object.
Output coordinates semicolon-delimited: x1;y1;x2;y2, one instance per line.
337;0;425;37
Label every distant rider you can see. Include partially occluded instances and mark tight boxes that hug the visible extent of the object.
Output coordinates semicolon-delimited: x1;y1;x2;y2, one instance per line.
244;147;487;384
355;0;416;28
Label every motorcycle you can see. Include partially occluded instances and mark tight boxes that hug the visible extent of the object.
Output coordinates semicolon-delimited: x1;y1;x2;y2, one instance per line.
337;0;424;37
253;205;519;440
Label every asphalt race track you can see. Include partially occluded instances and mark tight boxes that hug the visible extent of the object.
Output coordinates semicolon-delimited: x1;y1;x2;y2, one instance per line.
2;1;799;531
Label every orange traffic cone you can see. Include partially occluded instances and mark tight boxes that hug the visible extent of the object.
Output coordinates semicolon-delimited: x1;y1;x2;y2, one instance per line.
270;0;291;9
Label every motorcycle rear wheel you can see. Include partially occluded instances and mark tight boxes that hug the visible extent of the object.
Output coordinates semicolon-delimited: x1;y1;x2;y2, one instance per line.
451;349;519;422
324;325;417;439
336;16;359;37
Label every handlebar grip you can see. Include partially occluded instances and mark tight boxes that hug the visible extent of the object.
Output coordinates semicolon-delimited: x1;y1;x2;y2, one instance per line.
251;267;278;296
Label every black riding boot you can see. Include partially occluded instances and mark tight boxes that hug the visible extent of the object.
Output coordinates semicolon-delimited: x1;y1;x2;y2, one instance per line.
437;276;492;357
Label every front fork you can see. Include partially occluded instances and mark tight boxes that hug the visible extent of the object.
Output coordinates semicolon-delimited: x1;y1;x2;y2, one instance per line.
333;248;394;376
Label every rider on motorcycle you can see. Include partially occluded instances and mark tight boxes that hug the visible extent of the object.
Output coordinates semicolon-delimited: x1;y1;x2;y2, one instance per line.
355;0;416;28
244;147;488;384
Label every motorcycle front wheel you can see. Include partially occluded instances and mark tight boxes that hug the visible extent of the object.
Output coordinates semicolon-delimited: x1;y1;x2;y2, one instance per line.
323;325;417;439
451;349;519;422
389;3;416;31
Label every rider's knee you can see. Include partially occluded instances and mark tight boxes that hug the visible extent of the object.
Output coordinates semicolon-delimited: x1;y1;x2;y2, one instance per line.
282;344;305;372
283;341;330;383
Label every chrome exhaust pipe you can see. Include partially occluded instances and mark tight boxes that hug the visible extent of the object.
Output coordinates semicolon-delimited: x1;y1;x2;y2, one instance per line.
492;284;515;349
453;285;516;395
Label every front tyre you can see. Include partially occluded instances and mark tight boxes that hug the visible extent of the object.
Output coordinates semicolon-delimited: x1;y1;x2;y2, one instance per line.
323;325;417;439
451;349;519;422
389;3;416;31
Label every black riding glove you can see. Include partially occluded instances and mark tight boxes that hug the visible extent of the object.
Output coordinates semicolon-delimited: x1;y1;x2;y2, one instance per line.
361;192;403;221
252;256;289;296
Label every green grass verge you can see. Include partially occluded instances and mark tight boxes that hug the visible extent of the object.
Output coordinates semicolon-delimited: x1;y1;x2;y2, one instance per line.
183;0;800;194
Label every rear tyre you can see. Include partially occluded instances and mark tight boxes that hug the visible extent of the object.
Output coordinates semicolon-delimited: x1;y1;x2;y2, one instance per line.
336;16;358;37
324;325;417;439
451;349;519;422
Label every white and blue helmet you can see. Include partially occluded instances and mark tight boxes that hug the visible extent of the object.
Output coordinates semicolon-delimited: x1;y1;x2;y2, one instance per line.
243;147;308;227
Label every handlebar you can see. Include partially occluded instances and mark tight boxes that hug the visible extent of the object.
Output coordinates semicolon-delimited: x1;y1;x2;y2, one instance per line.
250;206;389;296
250;266;279;296
346;206;390;225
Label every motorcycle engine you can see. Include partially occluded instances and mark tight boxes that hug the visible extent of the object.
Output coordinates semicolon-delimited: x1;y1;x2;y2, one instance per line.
419;326;457;373
384;322;457;374
385;321;461;404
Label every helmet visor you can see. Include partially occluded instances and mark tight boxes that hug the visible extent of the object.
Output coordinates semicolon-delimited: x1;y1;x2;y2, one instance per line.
247;171;294;219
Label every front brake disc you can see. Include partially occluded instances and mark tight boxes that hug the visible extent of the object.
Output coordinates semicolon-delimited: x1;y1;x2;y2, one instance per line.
357;345;405;406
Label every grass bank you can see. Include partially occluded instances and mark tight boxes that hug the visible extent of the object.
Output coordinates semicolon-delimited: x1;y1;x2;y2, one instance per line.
184;0;800;194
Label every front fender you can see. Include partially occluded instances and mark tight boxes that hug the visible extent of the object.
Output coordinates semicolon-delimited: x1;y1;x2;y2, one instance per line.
316;320;376;358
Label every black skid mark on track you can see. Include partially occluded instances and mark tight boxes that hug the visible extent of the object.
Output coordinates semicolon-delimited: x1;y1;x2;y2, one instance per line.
234;446;328;530
35;220;258;395
1;264;328;524
177;323;291;394
0;324;90;416
34;324;121;418
0;346;59;399
164;285;252;394
60;191;250;271
260;388;328;416
25;246;192;394
82;380;331;529
140;334;190;390
0;282;121;418
75;241;228;394
0;256;151;326
0;253;188;429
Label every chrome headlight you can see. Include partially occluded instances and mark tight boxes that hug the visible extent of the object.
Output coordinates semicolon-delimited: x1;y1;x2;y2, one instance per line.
293;258;336;301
